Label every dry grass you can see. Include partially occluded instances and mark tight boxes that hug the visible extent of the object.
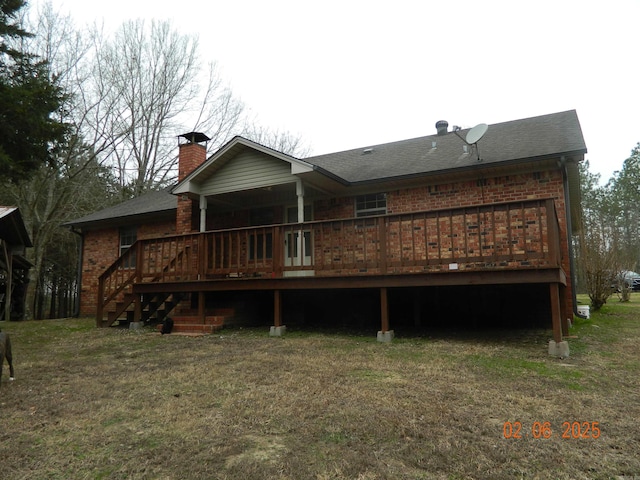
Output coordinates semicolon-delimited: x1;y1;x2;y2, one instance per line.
1;294;639;480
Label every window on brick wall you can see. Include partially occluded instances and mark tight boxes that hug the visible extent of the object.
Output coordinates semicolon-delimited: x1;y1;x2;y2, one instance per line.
119;226;137;268
355;193;387;217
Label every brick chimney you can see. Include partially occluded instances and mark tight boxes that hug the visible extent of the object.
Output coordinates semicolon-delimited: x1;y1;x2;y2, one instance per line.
176;132;209;233
178;132;209;181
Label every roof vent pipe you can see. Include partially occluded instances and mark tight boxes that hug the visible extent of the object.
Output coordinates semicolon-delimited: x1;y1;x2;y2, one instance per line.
435;120;449;135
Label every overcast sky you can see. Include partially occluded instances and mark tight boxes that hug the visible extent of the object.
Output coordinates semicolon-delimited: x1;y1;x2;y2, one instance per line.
33;0;640;183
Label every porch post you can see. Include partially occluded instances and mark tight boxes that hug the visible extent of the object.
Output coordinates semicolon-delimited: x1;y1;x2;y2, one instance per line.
0;240;13;322
377;287;394;342
270;289;286;336
132;242;143;325
548;283;569;357
2;240;12;322
296;180;305;265
199;195;207;233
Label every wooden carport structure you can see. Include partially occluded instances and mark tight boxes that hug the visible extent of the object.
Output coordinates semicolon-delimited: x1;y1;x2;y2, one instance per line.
0;207;32;321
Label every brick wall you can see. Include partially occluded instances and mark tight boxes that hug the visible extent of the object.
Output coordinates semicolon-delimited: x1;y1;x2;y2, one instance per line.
312;168;572;316
79;219;176;317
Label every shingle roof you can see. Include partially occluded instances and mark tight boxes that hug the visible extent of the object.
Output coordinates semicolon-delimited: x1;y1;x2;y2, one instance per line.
305;110;586;184
64;188;176;229
66;110;586;229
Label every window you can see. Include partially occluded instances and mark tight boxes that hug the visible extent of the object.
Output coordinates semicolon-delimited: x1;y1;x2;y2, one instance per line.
355;193;387;217
119;227;137;268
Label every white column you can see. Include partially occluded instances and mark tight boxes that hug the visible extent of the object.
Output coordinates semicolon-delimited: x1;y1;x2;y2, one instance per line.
199;195;207;232
296;180;305;265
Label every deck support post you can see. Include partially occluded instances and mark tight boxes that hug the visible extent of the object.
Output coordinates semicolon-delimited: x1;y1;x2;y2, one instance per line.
377;287;394;342
548;283;569;357
270;289;286;336
129;294;143;329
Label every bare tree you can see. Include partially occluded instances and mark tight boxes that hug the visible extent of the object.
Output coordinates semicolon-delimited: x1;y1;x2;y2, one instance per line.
1;4;121;319
242;123;311;158
8;3;308;318
89;19;246;196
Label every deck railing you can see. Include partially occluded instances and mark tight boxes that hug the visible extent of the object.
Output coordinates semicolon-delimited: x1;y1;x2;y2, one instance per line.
97;198;562;318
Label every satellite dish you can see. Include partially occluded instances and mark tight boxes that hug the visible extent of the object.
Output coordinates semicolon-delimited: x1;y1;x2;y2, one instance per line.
465;123;488;144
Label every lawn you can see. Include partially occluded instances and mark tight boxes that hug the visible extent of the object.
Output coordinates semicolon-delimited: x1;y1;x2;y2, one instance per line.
1;294;639;479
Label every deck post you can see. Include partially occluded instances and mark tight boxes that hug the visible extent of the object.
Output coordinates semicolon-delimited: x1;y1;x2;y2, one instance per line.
131;241;144;326
273;227;283;277
545;199;561;266
270;289;286;336
379;218;388;274
548;283;569;357
377;287;394;342
133;294;142;324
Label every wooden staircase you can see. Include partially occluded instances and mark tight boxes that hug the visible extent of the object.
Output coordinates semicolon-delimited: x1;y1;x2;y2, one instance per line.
99;291;183;328
157;308;234;335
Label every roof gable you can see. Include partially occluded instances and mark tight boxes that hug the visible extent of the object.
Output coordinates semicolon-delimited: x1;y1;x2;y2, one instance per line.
173;136;314;195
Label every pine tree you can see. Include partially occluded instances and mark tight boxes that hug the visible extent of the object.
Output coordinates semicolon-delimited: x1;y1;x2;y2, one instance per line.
0;0;68;183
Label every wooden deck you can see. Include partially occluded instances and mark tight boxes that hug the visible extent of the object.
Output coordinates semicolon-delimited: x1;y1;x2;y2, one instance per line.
96;198;568;339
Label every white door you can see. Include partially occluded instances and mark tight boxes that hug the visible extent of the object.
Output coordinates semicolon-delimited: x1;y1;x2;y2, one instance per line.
284;205;312;267
284;230;312;267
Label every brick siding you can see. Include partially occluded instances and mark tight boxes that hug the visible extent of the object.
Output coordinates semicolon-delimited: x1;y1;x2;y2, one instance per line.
79;219;176;316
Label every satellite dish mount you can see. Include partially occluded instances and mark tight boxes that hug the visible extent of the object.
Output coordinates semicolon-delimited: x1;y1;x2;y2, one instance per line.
453;123;488;162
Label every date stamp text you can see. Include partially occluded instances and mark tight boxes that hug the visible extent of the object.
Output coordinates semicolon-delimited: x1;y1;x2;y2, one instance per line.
503;421;601;439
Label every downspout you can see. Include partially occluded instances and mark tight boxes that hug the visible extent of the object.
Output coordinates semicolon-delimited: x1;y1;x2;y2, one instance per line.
68;226;83;318
559;156;585;319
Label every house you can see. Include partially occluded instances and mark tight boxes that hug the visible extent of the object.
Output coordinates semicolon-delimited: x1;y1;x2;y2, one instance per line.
65;110;586;355
0;206;33;321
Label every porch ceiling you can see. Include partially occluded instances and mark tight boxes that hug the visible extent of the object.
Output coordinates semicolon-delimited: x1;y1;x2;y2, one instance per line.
205;182;327;210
